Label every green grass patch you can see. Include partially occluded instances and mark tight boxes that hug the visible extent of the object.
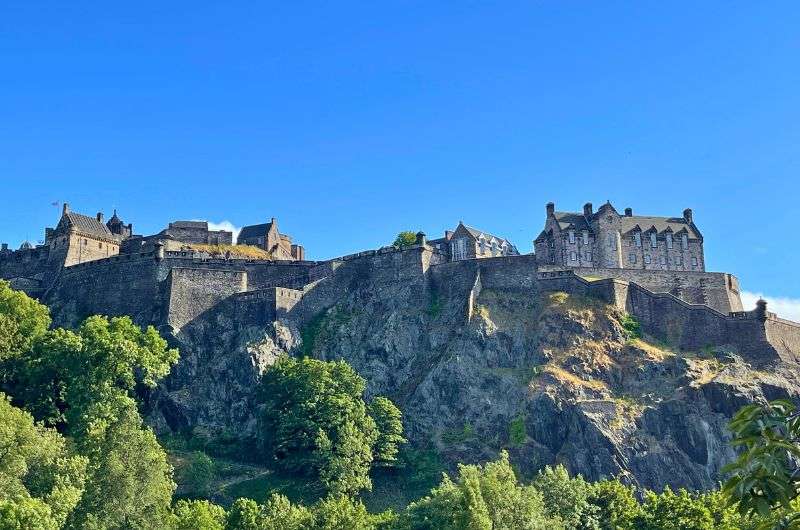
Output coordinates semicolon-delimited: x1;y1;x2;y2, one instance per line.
620;313;642;341
508;416;526;447
441;423;476;444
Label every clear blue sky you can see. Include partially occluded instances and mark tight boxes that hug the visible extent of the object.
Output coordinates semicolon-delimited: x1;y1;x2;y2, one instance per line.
1;2;799;305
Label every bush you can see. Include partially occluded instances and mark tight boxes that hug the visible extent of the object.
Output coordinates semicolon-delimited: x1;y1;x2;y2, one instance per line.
392;231;418;249
620;314;641;340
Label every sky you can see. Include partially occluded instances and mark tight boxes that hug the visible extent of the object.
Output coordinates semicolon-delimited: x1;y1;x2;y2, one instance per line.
1;2;799;318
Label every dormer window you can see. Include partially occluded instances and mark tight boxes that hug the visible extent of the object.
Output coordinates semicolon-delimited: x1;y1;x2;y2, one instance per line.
568;230;575;244
666;233;673;249
681;234;688;250
650;232;657;248
634;232;641;247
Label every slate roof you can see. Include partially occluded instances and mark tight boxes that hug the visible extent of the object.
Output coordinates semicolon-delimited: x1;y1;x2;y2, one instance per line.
238;222;274;241
618;216;699;237
461;224;519;254
63;212;114;238
553;212;591;231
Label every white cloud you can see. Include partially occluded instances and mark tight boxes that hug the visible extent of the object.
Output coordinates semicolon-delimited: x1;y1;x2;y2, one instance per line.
741;291;800;322
204;220;241;242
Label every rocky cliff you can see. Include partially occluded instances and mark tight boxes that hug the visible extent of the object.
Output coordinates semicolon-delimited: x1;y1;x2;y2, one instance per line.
149;255;800;492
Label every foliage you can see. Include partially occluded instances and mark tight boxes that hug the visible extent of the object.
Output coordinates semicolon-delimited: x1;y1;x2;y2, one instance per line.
393;231;418;249
400;451;552;530
225;498;261;530
369;397;406;465
67;394;176;529
171;499;227;530
258;356;404;495
182;243;272;260
532;463;600;529
312;495;385;530
620;313;642;341
722;399;800;523
588;479;641;530
0;393;87;530
635;487;714;530
509;416;526;447
0;279;51;364
181;451;216;497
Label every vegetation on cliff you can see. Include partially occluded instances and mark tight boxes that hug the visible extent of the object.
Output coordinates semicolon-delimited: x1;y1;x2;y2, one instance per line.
2;279;800;529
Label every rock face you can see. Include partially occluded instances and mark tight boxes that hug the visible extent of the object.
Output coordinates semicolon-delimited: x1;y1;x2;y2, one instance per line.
149;257;800;491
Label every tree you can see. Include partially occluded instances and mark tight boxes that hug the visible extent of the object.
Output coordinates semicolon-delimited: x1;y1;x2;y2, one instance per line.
588;479;641;530
401;451;552;530
635;487;714;530
258;493;313;530
181;451;216;497
722;399;800;526
369;397;406;466
0;393;87;530
0;280;50;364
66;395;176;529
392;232;418;249
259;356;404;495
312;495;383;530
532;463;600;529
225;498;261;530
171;499;226;530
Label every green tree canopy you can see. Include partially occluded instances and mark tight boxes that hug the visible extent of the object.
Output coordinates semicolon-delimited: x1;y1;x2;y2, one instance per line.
171;499;227;530
0;279;50;364
369;396;406;466
0;393;86;530
532;463;600;529
392;231;418;249
258;356;404;495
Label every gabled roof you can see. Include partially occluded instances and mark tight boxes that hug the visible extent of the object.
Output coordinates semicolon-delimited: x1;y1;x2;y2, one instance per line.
456;223;520;254
553;212;591;231
238;222;274;241
618;216;699;238
61;212;114;239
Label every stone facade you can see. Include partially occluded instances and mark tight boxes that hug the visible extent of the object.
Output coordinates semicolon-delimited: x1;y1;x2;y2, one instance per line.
534;201;705;272
428;222;519;262
238;218;305;261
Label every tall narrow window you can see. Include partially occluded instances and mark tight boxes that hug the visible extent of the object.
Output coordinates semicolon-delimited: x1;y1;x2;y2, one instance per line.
682;234;688;250
608;233;617;250
634;232;641;247
692;256;698;267
568;230;575;244
570;251;577;261
629;253;637;264
650;232;657;248
582;231;589;245
666;233;673;249
644;254;651;264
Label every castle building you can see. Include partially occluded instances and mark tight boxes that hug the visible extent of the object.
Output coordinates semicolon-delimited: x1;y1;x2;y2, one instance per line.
428;222;519;261
45;203;128;267
534;201;705;272
238;218;305;261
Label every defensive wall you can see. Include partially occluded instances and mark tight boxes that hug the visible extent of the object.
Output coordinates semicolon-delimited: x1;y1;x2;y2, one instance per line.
538;265;742;314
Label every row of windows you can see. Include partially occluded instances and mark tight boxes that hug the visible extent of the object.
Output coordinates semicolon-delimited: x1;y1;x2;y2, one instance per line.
562;230;691;251
628;253;699;266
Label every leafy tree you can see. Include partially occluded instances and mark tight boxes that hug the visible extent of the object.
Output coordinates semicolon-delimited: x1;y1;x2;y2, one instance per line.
401;451;552;530
369;396;406;466
171;499;227;530
181;451;216;497
393;231;418;249
533;463;600;529
66;395;176;529
312;495;382;530
258;493;313;530
225;498;261;530
259;356;406;495
588;479;641;530
0;280;50;364
722;399;800;525
635;487;714;530
0;393;87;530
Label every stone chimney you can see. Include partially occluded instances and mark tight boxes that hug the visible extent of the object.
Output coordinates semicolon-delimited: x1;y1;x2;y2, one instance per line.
683;208;693;224
445;230;454;240
96;212;104;223
546;202;555;217
756;299;768;321
583;202;593;217
416;231;426;245
624;208;633;217
62;203;69;215
1;243;7;252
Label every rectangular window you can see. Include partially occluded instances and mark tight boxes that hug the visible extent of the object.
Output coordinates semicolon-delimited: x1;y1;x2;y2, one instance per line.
682;234;688;250
634;233;642;247
677;256;683;266
666;233;673;249
570;251;577;261
692;256;698;267
650;233;657;248
644;254;651;264
582;231;589;245
660;255;667;265
628;253;637;264
568;231;575;244
586;252;592;262
608;234;617;250
451;239;467;261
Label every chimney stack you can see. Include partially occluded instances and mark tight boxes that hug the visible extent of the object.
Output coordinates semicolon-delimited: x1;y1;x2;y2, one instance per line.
583;202;593;217
96;212;104;222
62;203;69;215
624;208;633;217
546;202;555;217
1;243;7;251
683;208;693;224
416;231;426;245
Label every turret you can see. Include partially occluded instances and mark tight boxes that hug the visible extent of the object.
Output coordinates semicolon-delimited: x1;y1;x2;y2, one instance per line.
755;299;768;321
96;212;104;223
62;203;69;215
415;231;426;245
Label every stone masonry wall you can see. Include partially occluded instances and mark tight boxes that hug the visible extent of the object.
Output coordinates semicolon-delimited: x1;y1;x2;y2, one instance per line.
166;267;247;331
